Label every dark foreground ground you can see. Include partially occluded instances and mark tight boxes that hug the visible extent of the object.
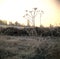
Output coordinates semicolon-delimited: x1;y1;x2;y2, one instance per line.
0;35;60;59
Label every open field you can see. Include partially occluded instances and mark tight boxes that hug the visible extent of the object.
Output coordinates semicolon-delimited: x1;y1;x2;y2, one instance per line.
0;35;60;59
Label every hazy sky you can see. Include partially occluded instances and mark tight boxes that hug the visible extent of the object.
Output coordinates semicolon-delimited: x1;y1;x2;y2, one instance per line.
0;0;60;27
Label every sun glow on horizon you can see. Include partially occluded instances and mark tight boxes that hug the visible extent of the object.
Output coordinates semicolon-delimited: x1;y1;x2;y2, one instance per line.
0;0;60;27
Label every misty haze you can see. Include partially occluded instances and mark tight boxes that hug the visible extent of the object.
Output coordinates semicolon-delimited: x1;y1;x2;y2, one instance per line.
0;0;60;59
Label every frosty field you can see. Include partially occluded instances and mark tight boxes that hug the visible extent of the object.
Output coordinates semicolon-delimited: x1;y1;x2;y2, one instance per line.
0;35;60;59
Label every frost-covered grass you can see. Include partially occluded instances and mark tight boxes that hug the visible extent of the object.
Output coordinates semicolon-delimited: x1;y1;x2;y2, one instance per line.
0;35;60;59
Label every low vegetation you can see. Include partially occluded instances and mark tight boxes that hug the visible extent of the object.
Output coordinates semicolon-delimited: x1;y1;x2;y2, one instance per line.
0;35;60;59
0;26;60;36
0;26;60;59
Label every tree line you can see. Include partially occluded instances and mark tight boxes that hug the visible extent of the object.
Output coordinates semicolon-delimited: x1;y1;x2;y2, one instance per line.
0;20;24;26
